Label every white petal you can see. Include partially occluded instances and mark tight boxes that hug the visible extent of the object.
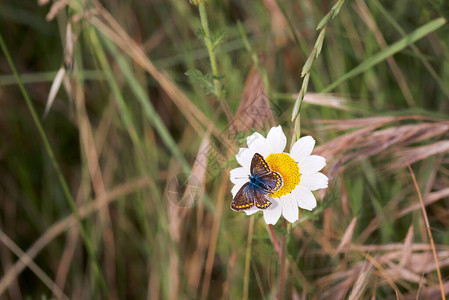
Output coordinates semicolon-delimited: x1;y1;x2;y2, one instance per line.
263;198;282;225
298;172;328;191
230;167;249;184
266;125;287;153
290;136;315;161
281;194;299;223
247;132;271;157
292;186;317;211
247;132;265;147
236;148;253;168
244;206;260;215
299;155;326;174
231;181;246;197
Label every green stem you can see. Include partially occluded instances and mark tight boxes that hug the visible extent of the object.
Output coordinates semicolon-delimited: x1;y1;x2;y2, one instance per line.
199;4;220;97
292;115;301;146
0;31;106;294
198;3;233;122
291;0;346;123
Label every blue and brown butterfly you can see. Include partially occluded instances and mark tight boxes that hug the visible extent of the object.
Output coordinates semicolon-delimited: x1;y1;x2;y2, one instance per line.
231;153;283;211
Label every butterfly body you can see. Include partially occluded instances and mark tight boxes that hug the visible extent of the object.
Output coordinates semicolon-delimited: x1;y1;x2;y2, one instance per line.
231;153;283;211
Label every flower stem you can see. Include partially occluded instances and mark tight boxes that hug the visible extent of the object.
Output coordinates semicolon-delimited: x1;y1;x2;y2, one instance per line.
268;224;282;257
243;216;255;300
278;221;290;300
278;233;286;300
198;3;233;122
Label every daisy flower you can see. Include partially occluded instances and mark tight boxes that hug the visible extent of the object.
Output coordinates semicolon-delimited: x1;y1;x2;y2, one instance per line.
230;125;328;224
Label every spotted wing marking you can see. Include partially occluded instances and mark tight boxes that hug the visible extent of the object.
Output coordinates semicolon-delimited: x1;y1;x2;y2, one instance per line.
230;183;255;211
231;153;282;211
250;153;271;177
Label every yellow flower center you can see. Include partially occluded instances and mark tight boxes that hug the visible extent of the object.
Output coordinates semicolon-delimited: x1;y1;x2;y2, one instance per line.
265;153;301;198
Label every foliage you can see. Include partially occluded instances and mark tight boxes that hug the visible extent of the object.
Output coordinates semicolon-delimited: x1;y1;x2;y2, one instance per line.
0;0;448;299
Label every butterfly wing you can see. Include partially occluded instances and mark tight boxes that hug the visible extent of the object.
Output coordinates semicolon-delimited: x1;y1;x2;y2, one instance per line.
250;153;271;177
258;171;283;194
253;189;272;209
231;183;255;211
231;153;281;211
231;181;274;210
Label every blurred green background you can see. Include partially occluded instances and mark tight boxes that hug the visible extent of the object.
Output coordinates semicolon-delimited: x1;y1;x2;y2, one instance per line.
1;0;449;299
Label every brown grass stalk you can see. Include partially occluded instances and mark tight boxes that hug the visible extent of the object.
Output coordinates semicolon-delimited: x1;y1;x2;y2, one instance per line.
200;174;228;300
234;67;275;132
0;230;69;300
242;216;255;300
405;162;446;300
73;60;119;300
87;1;228;141
0;177;151;295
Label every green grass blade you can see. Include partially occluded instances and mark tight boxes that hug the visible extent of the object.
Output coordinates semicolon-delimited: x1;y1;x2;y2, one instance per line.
371;0;449;99
0;30;107;295
322;17;447;93
100;34;191;174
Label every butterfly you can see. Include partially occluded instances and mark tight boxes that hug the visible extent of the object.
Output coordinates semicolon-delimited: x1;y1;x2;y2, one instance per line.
231;153;283;211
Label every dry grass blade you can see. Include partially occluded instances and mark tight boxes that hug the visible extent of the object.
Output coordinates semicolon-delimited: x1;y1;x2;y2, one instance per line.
381;261;423;289
44;66;65;117
37;0;50;5
44;22;74;118
233;67;275;132
335;217;357;256
358;251;403;299
368;123;449;148
45;0;68;21
73;73;119;299
167;196;182;300
330;277;358;300
336;243;449;253
165;133;211;297
303;93;352;111
348;261;373;300
406;252;449;274
87;2;227;141
200;174;228;300
0;177;151;295
314;116;395;131
343;123;449;165
182;135;210;206
406;162;446;300
314;117;449;180
318;241;449;297
64;22;74;71
358;187;449;245
390;140;449;169
407;282;449;300
55;224;79;293
262;0;289;47
0;230;69;300
399;226;414;268
315;125;379;159
315;125;382;178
